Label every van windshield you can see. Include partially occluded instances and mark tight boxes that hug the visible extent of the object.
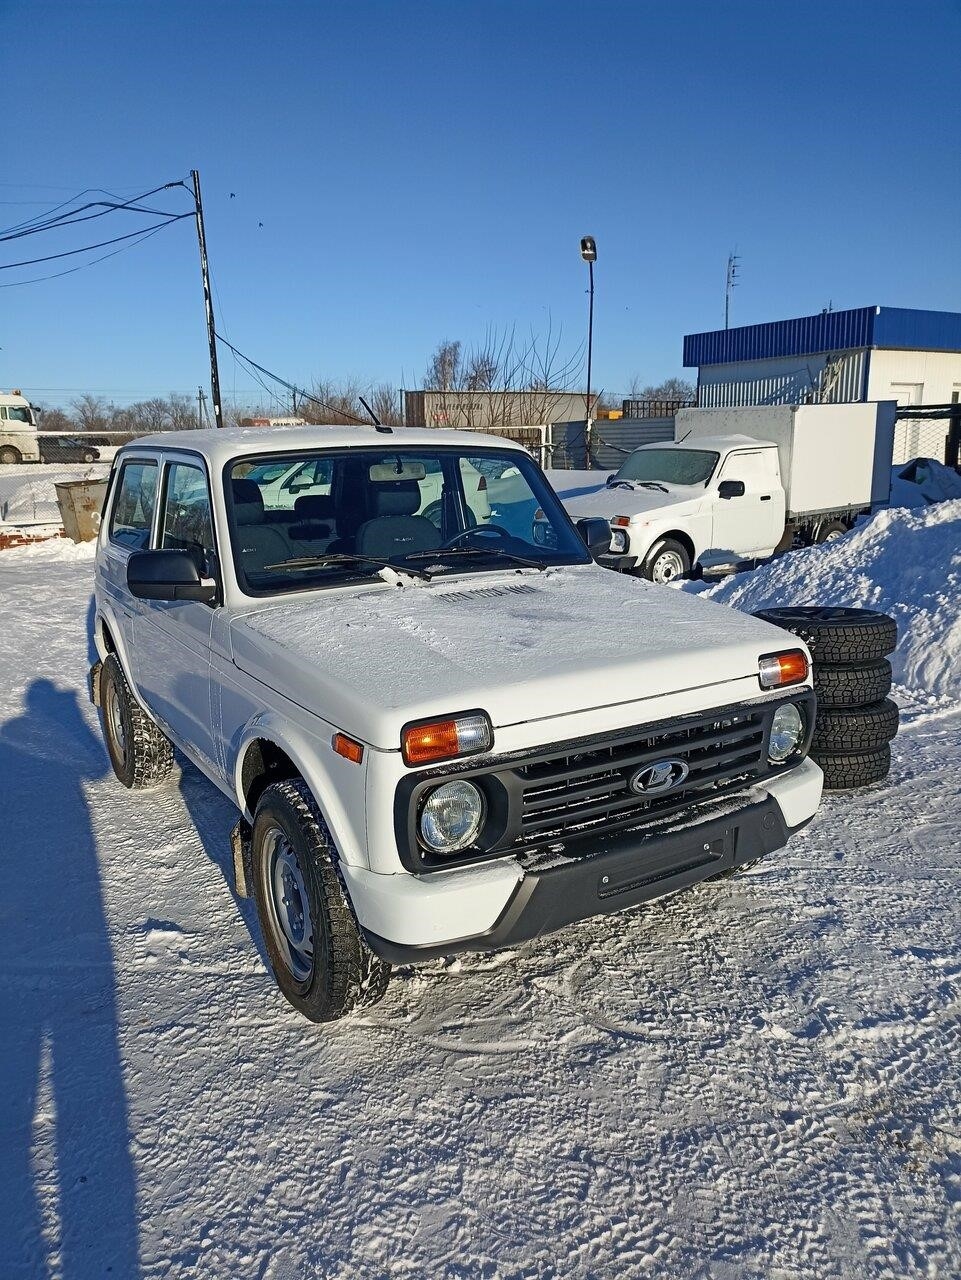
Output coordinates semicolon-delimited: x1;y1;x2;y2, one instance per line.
614;448;719;487
227;446;590;595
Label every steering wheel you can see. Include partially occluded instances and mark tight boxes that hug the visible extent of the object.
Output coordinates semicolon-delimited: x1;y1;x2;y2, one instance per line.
442;524;514;548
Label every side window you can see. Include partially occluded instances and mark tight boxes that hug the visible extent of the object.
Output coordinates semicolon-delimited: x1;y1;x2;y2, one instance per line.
109;460;158;549
160;462;215;562
719;452;774;490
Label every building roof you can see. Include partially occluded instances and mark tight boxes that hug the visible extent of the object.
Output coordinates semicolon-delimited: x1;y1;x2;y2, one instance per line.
683;306;961;368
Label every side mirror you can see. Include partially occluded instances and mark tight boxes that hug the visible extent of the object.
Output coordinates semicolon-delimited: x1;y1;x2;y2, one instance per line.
604;473;617;487
718;479;746;500
575;517;613;558
127;549;216;603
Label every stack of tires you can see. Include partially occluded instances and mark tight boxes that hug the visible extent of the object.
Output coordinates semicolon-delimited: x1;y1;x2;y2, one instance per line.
752;607;899;790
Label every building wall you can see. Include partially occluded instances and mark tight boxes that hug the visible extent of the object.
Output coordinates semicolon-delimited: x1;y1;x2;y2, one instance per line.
404;389;590;428
866;349;961;405
696;351;866;407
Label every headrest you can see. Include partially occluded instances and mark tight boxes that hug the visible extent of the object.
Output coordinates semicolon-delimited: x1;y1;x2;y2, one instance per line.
372;480;420;518
294;494;335;519
232;477;265;524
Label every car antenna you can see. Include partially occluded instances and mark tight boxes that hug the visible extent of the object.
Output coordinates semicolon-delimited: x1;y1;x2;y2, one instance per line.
676;428;692;442
359;395;393;434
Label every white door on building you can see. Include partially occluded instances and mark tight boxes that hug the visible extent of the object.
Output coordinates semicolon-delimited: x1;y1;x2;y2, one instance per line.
888;382;924;405
889;383;924;463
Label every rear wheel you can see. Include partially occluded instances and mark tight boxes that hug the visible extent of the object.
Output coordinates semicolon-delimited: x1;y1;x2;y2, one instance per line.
99;653;174;788
815;519;848;544
251;778;390;1022
640;538;691;585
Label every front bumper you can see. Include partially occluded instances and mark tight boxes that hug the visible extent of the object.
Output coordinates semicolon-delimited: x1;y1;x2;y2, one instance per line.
361;758;822;964
597;552;638;572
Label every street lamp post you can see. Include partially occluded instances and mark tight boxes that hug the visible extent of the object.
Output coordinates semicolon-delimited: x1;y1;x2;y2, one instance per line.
580;236;597;467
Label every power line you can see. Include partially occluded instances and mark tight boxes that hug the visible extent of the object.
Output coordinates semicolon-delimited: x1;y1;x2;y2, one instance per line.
0;214;191;271
0;221;175;288
213;330;370;424
0;181;190;242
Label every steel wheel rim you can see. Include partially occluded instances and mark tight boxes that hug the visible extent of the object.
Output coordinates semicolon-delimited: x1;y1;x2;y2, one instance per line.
263;826;314;982
107;682;127;765
823;529;844;543
651;550;684;583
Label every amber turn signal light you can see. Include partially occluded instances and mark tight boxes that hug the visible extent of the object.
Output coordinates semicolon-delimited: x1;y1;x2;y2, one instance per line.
758;650;809;689
402;713;493;766
332;732;364;764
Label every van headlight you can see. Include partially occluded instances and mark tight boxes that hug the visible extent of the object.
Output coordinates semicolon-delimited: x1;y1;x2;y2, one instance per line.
768;703;804;763
608;528;628;554
419;780;485;852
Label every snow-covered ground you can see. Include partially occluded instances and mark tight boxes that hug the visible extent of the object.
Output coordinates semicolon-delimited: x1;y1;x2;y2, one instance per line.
2;516;960;1278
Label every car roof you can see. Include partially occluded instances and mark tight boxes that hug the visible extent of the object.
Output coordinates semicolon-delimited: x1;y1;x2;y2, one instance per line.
636;434;774;452
120;424;529;464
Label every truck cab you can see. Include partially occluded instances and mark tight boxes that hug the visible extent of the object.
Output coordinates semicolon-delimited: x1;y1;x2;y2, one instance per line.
90;425;822;1022
0;391;41;465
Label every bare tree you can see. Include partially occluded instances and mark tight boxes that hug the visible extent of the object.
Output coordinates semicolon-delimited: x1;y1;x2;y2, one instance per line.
71;393;111;432
626;376;695;402
35;405;74;433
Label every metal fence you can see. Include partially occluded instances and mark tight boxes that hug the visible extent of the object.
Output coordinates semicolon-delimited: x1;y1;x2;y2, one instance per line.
621;398;696;418
547;418;676;470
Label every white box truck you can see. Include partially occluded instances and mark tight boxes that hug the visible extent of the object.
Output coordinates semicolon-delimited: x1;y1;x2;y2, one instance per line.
0;391;41;465
556;402;896;582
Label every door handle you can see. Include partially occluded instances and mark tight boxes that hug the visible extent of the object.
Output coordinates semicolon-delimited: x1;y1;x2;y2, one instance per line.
760;494;772;501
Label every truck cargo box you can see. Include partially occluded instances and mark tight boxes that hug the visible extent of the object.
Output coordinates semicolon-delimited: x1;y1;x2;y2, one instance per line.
675;403;895;517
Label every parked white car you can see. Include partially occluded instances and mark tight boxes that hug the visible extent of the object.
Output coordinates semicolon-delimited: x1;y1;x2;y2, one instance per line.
91;425;822;1022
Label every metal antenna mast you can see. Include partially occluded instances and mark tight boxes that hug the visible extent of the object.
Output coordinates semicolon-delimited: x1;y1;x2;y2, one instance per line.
191;169;224;429
725;251;740;330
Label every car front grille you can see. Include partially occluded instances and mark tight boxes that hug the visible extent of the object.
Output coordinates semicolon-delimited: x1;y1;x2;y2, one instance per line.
514;706;769;845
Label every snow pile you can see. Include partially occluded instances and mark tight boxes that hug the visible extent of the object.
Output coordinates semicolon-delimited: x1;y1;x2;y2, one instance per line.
889;457;961;509
686;499;961;701
0;462;109;526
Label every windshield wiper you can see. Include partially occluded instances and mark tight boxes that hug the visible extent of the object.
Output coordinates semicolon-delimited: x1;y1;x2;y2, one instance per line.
263;553;432;581
638;481;670;493
404;546;548;572
607;478;636;490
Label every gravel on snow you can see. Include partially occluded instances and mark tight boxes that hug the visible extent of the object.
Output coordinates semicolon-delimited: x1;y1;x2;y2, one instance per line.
0;544;959;1279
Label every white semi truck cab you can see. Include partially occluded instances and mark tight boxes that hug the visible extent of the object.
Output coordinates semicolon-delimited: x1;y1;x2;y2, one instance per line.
559;402;896;582
0;391;41;465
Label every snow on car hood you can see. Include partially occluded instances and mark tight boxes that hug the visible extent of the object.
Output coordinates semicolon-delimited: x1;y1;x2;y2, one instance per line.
229;566;789;749
559;483;700;522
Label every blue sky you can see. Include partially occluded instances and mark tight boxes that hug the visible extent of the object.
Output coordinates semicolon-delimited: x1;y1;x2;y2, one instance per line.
3;0;960;411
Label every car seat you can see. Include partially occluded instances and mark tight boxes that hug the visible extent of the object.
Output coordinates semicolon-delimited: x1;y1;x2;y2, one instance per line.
354;480;441;561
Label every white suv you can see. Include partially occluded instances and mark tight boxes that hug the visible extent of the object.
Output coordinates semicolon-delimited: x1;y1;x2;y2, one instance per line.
91;425;822;1022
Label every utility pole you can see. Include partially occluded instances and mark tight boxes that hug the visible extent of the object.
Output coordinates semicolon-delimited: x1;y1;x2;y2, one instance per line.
191;169;224;429
580;236;597;467
197;385;208;427
725;251;740;330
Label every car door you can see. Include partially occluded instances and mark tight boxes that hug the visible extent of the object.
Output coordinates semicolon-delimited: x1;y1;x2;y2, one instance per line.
129;456;218;768
97;453;162;673
710;449;785;557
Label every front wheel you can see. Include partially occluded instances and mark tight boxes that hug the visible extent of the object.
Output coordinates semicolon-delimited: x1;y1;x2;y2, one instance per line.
0;445;23;465
251;779;391;1022
639;538;692;584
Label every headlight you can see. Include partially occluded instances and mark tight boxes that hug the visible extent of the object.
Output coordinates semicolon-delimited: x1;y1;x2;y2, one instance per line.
608;528;628;554
419;780;485;852
768;703;804;763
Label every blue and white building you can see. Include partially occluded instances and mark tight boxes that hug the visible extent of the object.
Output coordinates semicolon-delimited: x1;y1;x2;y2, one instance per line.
683;306;961;462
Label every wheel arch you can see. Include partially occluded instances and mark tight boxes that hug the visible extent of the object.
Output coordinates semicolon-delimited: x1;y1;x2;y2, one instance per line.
233;717;369;869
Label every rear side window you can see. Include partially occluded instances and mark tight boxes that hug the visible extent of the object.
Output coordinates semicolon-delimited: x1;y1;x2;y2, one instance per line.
160;462;215;562
109;460;157;549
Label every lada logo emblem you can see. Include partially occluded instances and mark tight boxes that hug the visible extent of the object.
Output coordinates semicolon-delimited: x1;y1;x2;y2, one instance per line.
630;758;690;795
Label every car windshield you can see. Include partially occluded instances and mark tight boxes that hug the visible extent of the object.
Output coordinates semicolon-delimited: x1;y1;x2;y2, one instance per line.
227;446;590;594
614;447;719;487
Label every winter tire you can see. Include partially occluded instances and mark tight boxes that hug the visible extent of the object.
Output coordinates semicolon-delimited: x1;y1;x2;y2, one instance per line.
752;607;897;665
812;698;899;753
640;538;692;585
0;445;22;465
813;744;891;791
251;778;391;1023
99;652;175;788
813;659;892;708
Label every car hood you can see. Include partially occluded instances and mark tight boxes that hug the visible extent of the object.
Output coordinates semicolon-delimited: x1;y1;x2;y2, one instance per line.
559;484;700;522
228;566;794;750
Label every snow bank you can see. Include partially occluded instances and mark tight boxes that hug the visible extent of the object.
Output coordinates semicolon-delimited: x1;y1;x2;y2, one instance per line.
889;457;961;509
684;499;961;701
0;532;96;562
0;462;109;526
